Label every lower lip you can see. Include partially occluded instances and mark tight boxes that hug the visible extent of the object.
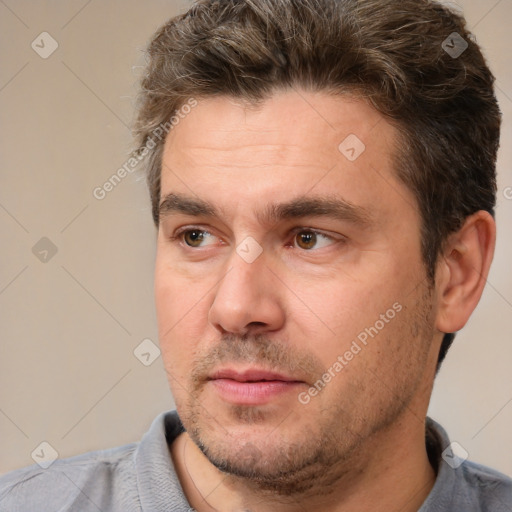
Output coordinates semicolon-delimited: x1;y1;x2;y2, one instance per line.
210;379;302;405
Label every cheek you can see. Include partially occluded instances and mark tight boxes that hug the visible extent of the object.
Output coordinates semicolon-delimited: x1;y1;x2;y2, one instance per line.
154;263;209;369
154;258;198;330
154;273;180;338
313;282;391;339
304;266;419;370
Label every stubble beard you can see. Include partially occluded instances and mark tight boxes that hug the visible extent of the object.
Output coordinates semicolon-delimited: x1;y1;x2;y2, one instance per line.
177;286;436;497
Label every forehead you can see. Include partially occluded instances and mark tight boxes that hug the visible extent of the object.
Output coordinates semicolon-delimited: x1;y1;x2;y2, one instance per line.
160;89;416;224
164;89;391;165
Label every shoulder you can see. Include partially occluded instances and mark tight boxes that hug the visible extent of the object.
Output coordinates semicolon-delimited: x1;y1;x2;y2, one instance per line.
0;410;186;512
425;417;512;511
0;443;139;512
458;459;512;510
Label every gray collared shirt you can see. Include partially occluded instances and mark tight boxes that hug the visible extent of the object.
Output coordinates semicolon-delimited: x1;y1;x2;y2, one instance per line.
1;411;511;511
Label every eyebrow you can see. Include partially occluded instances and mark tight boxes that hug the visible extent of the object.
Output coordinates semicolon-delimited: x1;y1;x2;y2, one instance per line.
158;192;374;228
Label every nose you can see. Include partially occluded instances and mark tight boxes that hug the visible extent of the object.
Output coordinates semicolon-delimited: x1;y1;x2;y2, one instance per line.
208;247;285;336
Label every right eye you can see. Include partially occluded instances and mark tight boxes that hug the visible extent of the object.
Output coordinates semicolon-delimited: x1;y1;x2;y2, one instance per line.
173;228;219;248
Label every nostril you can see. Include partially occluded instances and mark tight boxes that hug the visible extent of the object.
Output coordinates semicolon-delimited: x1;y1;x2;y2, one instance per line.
247;322;266;329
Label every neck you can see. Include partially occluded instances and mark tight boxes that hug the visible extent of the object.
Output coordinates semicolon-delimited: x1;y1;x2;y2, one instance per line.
170;414;436;512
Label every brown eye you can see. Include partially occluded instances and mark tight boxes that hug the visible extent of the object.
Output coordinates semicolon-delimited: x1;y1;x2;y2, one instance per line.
183;229;206;247
295;231;317;250
292;229;338;250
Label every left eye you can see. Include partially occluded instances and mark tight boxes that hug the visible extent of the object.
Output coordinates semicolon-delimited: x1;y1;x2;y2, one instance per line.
292;230;335;250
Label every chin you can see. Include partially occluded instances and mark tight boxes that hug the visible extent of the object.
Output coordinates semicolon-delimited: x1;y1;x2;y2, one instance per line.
187;415;349;497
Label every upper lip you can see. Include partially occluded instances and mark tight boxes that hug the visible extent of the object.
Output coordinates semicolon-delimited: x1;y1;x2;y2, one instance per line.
208;368;302;383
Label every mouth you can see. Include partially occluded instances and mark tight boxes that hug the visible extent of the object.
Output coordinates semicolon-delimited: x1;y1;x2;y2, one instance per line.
207;368;305;405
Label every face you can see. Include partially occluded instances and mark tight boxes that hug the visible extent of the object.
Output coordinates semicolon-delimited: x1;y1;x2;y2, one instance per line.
155;89;439;493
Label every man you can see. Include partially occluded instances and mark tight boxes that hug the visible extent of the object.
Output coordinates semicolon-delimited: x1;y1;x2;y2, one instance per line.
1;0;511;510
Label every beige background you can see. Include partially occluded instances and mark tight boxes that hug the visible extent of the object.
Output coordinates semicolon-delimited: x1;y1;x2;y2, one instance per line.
1;0;511;477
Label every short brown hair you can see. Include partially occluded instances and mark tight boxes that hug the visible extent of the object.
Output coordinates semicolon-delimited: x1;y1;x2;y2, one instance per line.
134;0;501;371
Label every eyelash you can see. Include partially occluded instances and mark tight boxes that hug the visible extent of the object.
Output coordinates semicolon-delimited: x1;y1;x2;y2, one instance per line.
169;226;342;251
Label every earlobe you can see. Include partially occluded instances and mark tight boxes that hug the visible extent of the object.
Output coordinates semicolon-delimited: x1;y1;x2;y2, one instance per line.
435;211;496;334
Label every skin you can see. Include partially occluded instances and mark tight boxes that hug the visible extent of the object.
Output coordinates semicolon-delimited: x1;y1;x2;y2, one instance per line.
154;88;496;511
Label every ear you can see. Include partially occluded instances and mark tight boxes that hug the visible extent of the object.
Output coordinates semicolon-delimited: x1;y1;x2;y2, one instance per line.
435;210;496;334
